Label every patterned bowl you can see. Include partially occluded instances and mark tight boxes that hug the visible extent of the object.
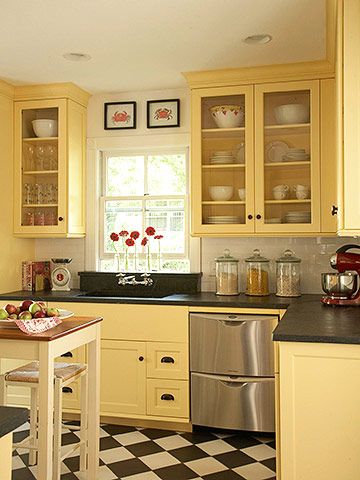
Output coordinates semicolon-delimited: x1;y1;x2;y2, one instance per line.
209;105;244;128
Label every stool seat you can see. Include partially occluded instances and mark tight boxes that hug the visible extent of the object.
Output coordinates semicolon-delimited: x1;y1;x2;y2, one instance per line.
4;361;86;383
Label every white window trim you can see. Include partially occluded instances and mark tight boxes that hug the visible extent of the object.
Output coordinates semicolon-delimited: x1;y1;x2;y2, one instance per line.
85;137;200;273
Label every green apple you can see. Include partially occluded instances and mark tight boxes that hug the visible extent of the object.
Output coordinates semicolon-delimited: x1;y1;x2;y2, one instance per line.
29;302;42;315
18;311;32;320
8;314;18;319
0;308;9;319
46;307;59;317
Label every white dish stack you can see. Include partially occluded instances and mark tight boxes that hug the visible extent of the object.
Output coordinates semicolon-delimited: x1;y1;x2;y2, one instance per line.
282;148;310;162
284;211;311;223
209;151;235;164
205;216;241;224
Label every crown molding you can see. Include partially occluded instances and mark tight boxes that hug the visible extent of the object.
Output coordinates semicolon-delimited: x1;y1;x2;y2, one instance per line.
14;82;91;107
0;78;15;99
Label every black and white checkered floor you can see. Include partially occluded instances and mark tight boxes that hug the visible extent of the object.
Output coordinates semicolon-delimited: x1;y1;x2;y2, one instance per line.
12;422;276;480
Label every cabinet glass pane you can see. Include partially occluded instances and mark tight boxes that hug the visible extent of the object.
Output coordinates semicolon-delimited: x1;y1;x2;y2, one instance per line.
263;90;312;225
21;107;59;227
200;94;246;226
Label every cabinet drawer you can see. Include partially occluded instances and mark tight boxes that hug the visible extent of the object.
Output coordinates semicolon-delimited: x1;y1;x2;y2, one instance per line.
55;346;86;364
147;379;189;418
147;343;188;380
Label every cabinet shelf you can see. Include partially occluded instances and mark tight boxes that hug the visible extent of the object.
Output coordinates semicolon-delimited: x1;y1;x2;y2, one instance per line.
265;199;311;204
202;201;245;205
23;170;58;175
22;204;58;208
264;123;310;135
264;161;310;167
202;127;245;139
202;164;245;169
22;137;58;142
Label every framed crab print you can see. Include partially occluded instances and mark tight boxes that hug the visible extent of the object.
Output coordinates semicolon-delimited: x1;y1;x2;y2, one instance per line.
104;101;136;130
147;99;180;128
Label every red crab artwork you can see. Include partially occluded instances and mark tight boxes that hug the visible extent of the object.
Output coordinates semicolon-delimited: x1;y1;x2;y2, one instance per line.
112;110;131;124
154;107;173;121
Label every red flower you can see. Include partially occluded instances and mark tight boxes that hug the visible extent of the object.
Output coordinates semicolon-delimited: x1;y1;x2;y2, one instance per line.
141;237;148;247
125;238;135;247
154;235;164;240
119;230;129;237
110;232;119;242
130;231;140;240
145;226;156;236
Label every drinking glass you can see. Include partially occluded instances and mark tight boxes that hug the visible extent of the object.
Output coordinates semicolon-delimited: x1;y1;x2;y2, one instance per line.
34;184;43;204
24;144;35;170
48;145;58;170
44;210;56;225
34;211;45;226
23;183;32;204
23;212;34;226
35;145;45;171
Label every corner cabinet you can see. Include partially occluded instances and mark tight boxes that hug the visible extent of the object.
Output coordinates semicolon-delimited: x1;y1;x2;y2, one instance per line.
13;86;89;238
186;71;337;236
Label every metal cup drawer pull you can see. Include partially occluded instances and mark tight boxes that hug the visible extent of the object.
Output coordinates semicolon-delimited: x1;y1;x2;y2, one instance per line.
62;387;73;394
61;351;73;358
160;356;175;364
161;393;175;401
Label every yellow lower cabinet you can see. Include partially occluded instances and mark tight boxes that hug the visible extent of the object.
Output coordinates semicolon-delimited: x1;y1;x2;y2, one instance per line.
146;342;188;380
146;379;189;418
100;340;146;416
0;433;12;480
279;341;360;480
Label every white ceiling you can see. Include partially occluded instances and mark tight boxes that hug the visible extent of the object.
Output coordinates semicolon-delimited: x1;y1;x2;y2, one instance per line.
0;0;326;94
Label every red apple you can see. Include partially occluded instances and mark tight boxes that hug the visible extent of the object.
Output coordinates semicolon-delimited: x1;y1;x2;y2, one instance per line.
29;302;42;315
46;307;59;317
34;310;46;319
4;304;17;315
19;300;33;312
19;311;32;320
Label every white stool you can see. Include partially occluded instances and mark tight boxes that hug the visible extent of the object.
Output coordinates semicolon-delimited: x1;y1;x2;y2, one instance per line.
0;361;88;480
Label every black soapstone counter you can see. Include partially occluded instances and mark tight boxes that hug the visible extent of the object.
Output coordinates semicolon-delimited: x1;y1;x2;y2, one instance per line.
0;406;28;438
0;289;360;345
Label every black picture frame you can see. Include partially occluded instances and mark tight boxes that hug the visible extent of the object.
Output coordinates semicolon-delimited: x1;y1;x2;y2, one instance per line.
147;99;180;128
104;101;137;130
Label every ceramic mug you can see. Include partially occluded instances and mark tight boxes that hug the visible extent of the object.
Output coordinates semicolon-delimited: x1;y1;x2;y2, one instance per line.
238;188;246;201
292;184;310;199
273;184;289;200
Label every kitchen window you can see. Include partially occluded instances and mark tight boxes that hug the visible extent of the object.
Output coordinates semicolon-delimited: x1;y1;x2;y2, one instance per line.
99;149;189;271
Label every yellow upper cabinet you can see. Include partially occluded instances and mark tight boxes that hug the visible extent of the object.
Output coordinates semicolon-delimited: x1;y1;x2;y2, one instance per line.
336;0;360;236
185;67;337;237
13;83;90;238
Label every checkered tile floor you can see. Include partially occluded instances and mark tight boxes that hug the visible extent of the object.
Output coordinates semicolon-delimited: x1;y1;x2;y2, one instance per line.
11;422;276;479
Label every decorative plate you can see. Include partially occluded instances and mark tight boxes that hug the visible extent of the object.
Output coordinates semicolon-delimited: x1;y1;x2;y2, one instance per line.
265;141;290;163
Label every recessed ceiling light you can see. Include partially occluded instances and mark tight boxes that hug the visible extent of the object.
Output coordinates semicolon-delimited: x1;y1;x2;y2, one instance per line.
243;34;272;45
63;52;92;62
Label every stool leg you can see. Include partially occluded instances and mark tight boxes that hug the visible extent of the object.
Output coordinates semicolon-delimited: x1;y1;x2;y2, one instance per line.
53;378;62;480
80;372;88;471
0;375;7;405
29;387;38;466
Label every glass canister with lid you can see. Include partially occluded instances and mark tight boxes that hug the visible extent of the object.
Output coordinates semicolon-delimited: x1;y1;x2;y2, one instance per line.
215;249;239;296
245;249;270;296
276;249;301;297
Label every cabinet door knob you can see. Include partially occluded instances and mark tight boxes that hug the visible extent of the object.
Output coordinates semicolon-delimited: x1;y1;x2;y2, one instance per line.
161;356;175;364
331;205;338;216
61;351;73;358
161;393;175;401
58;216;64;222
256;214;262;220
62;387;73;394
139;356;144;362
247;214;253;220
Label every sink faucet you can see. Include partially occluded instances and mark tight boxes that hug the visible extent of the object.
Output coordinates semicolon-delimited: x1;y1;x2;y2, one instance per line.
116;273;154;287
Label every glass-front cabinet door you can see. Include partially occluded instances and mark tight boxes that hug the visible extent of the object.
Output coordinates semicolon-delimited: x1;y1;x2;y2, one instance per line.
191;85;254;235
14;99;67;235
254;80;320;233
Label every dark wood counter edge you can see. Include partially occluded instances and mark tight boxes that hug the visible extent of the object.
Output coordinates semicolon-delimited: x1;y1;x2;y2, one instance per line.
0;316;103;341
0;406;28;438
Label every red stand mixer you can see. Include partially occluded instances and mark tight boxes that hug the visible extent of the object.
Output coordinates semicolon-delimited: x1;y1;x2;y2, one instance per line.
321;244;360;305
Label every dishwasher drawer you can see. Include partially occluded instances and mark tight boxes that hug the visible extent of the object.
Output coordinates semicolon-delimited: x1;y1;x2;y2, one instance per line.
191;372;275;432
190;313;277;376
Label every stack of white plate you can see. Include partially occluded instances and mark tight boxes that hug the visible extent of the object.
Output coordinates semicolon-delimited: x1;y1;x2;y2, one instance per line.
210;151;235;164
284;211;311;223
206;215;241;224
282;148;310;162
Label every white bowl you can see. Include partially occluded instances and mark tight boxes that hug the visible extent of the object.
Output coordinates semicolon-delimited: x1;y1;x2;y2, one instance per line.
209;186;233;201
238;188;246;201
274;104;309;125
210;105;244;128
32;119;58;138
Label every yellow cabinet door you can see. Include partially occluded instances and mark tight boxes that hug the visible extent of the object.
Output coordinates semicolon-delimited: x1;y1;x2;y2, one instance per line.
279;341;360;480
146;378;189;418
100;340;146;416
190;85;255;236
254;80;321;234
146;342;188;380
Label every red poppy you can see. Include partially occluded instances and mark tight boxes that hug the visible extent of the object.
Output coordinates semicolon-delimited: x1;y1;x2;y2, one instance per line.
145;226;156;236
130;231;140;240
141;237;148;247
125;238;135;247
110;232;119;241
154;235;164;240
119;230;129;237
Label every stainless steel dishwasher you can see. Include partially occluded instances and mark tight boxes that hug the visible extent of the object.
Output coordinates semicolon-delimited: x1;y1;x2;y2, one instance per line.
190;312;277;432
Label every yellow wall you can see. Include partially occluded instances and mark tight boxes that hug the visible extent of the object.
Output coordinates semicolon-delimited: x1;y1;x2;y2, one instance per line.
0;79;34;293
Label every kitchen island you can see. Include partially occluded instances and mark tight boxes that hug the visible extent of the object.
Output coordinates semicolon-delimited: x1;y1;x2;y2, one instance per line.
0;406;28;480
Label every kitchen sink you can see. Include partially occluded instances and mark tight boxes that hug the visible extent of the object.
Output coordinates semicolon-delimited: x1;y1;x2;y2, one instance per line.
77;291;172;299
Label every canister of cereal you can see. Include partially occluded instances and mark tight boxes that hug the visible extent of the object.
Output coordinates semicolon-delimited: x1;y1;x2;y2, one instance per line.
276;249;301;297
215;249;239;296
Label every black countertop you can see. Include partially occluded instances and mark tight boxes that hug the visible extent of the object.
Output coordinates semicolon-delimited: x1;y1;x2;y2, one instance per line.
0;406;28;438
0;290;360;345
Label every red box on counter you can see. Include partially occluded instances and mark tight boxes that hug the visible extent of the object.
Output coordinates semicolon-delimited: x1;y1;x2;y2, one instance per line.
22;261;51;291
